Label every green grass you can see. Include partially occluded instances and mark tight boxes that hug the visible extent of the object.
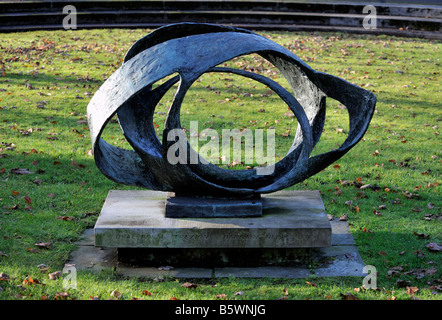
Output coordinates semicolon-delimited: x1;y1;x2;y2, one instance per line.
0;28;440;300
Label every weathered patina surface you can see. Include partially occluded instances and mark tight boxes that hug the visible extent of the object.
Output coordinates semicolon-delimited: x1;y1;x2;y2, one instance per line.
87;22;376;198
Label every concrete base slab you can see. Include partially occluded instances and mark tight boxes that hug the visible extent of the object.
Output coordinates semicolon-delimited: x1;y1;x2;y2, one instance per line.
64;189;367;278
94;190;332;249
67;219;367;279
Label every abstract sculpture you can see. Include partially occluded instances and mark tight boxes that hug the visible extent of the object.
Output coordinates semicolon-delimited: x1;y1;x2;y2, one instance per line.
87;23;376;199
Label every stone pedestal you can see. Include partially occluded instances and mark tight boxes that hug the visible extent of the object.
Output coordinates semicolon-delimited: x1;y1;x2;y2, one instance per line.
94;190;331;267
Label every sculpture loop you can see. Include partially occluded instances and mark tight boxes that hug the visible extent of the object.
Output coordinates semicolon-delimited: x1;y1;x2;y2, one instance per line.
87;23;376;197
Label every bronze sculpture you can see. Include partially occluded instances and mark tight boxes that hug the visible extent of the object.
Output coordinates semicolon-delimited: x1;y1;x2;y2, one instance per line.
87;23;376;199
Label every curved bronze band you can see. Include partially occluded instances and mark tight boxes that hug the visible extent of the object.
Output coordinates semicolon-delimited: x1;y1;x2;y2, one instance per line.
87;23;376;197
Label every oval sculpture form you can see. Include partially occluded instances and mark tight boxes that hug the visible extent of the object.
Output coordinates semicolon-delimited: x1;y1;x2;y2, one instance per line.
87;23;376;198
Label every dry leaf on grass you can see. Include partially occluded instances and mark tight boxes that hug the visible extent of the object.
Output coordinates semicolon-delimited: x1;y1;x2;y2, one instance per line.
181;282;198;289
10;168;34;175
340;293;359;300
426;242;441;252
55;292;70;299
48;271;62;280
110;290;122;298
406;286;419;295
34;242;51;249
0;273;10;281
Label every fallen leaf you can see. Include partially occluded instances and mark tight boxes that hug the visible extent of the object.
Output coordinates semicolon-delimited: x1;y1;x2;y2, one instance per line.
40;267;50;273
23;276;39;286
48;271;62;280
34;242;51;249
424;267;437;276
413;250;425;258
216;293;227;300
427;202;435;210
181;282;198;289
426;243;441;252
305;281;317;287
10;168;34;175
110;290;122;298
0;273;10;281
170;297;179;300
340;293;359;300
388;266;404;277
57;216;75;221
424;214;438;221
142;290;152;296
23;196;32;204
339;213;348;221
406;286;418;295
55;292;70;299
413;232;429;239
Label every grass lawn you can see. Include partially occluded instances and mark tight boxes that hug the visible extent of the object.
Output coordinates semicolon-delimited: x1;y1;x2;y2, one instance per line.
0;28;440;301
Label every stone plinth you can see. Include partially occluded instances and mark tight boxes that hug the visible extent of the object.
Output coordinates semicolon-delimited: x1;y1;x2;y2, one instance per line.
94;190;331;256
